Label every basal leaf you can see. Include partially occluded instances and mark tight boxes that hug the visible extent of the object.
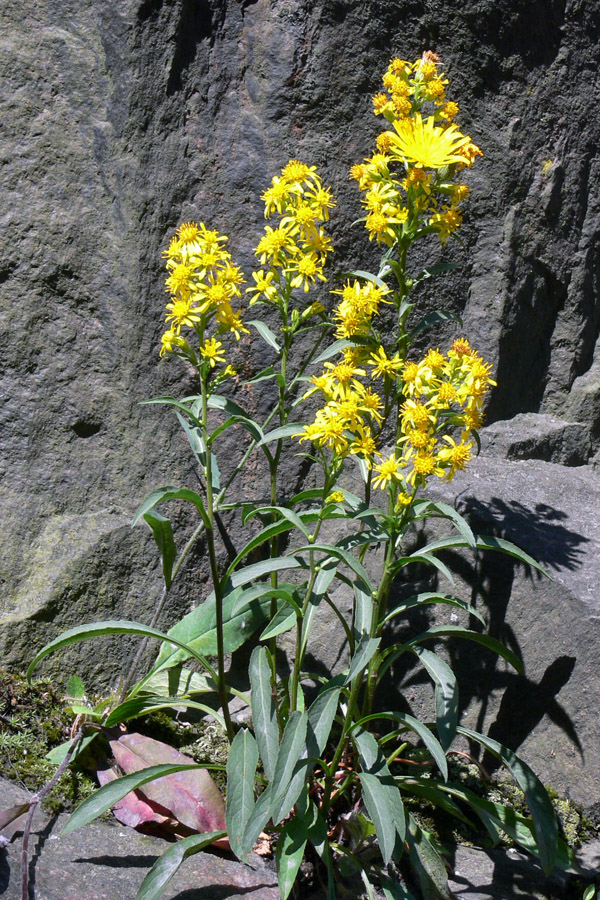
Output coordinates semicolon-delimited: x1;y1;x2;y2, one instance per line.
135;830;226;900
249;647;279;781
226;729;259;860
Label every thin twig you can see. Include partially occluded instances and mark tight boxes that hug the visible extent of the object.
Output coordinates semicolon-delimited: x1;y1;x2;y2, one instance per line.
21;729;84;900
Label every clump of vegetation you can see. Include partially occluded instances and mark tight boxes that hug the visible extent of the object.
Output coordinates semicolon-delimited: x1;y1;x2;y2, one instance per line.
0;669;97;814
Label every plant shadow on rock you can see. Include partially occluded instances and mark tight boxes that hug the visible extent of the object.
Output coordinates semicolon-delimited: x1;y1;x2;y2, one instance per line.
379;494;586;772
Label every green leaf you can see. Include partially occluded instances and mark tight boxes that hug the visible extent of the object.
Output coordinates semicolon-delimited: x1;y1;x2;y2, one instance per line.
295;542;374;595
269;712;309;824
354;729;406;857
415;535;548;575
104;695;224;730
353;578;374;636
27;621;217;684
260;605;297;640
313;338;356;364
244;505;314;539
347;635;380;683
307;809;336;900
175;411;205;466
406;812;452;900
396;550;455;586
360;772;403;865
249;647;279;781
395;714;448;781
398;780;472;825
433;781;579;873
412;646;458;752
381;874;419;900
383;592;485;627
225;520;301;576
243;365;276;385
413;262;458;286
66;675;86;699
226;729;259;860
415;499;476;548
150;584;275;673
143;396;204;430
144;511;176;589
63;764;200;834
256;424;304;447
410;626;524;674
276;815;309;900
248;319;281;353
346;269;390;290
135;830;226;900
133;486;209;529
241;784;272;857
410;309;462;338
307;685;341;755
456;727;558;873
45;733;98;766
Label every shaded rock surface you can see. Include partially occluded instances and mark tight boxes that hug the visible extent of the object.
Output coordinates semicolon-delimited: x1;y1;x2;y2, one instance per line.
422;452;600;806
479;413;592;466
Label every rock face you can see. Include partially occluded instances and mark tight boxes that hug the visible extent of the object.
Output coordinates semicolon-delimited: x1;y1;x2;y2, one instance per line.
1;0;600;805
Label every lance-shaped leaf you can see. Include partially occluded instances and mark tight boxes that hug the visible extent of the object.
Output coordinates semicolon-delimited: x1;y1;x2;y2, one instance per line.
409;625;524;674
354;730;405;862
247;319;281;353
133;486;209;529
63;763;202;834
269;711;309;825
27;621;217;684
135;830;227;900
0;803;32;841
406;812;452;900
276;812;310;900
347;634;380;683
382;592;486;627
249;646;279;781
412;646;458;753
144;511;176;589
109;734;226;835
226;729;259;860
456;727;558;874
150;584;276;674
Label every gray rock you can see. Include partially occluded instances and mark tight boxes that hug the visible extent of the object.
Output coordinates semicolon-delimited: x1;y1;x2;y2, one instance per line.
421;453;600;806
479;413;592;465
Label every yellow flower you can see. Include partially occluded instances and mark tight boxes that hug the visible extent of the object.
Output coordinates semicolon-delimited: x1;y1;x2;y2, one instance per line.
255;226;296;266
287;253;326;292
349;426;378;466
216;304;248;340
159;329;179;357
200;337;226;368
372;454;404;490
388;113;472;169
165;297;202;332
262;176;301;216
165;262;193;295
437;436;473;479
326;490;346;504
246;270;279;305
369;346;403;379
177;222;202;244
281;159;319;186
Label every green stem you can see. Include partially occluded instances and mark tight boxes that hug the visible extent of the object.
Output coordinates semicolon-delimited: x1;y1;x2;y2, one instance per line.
201;371;235;744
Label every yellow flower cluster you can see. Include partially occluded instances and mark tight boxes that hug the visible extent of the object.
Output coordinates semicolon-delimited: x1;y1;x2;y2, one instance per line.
298;331;495;496
247;161;335;304
350;52;482;248
160;221;247;366
331;278;391;339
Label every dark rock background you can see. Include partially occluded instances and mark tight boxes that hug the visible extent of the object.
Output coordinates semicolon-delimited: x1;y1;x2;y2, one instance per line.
1;0;599;803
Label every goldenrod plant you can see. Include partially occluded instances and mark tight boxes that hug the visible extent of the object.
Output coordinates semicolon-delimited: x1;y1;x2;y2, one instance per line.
27;53;579;900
